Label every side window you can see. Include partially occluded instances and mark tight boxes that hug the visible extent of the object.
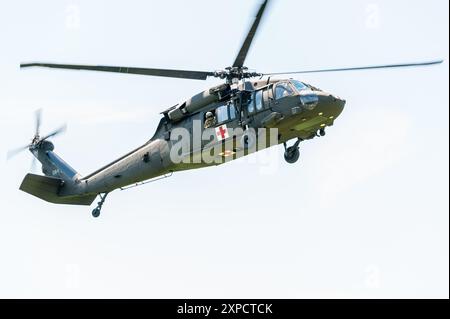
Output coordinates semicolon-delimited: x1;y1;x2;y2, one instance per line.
255;90;263;111
247;93;255;113
215;104;237;124
216;105;228;123
229;103;237;120
275;83;294;100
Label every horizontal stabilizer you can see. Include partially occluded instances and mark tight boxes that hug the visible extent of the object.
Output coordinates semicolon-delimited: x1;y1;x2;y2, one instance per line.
20;173;96;206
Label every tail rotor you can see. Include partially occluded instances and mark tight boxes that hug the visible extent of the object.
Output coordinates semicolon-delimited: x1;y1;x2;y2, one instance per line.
6;110;66;166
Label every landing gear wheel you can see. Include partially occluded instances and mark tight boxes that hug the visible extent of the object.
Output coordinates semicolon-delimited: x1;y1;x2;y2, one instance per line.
284;147;300;164
92;208;100;218
91;192;109;218
283;138;302;164
319;128;326;137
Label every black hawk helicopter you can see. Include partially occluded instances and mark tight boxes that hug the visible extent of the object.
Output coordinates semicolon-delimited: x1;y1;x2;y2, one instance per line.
11;0;442;217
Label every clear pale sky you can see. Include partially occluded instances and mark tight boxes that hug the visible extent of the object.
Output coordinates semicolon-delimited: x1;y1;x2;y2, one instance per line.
0;0;448;298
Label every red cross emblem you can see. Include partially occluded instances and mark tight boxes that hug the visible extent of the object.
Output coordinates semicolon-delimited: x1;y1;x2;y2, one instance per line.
215;124;229;141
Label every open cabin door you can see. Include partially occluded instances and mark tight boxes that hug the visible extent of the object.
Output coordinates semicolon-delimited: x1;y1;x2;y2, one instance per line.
199;100;241;161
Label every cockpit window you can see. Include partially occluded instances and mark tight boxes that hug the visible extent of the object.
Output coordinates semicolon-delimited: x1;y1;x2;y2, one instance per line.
275;82;294;100
255;90;263;111
291;80;308;92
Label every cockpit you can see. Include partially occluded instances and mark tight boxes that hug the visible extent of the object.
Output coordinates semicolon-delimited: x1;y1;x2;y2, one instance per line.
272;79;320;111
274;82;294;99
274;80;310;100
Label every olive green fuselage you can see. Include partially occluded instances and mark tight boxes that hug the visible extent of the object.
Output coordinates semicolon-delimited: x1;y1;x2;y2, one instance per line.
55;78;345;198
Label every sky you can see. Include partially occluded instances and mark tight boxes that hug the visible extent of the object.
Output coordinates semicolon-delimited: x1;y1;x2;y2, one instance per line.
0;0;448;298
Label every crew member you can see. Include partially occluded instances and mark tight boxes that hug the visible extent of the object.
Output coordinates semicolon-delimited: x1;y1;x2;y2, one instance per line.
204;111;216;129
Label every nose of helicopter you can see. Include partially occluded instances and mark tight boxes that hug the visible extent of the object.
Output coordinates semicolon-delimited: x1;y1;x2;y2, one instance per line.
317;92;346;119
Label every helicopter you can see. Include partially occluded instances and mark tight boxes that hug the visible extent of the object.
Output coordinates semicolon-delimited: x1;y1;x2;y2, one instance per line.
10;0;442;218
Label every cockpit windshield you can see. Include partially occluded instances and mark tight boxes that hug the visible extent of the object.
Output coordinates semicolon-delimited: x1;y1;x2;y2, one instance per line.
274;82;294;100
290;80;308;92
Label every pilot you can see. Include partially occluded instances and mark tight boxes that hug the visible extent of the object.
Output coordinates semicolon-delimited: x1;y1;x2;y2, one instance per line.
204;111;216;129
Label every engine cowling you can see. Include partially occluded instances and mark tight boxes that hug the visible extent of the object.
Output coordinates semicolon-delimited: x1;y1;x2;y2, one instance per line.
39;140;54;152
167;84;231;122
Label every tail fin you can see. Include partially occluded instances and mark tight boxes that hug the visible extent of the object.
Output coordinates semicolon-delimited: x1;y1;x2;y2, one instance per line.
20;173;96;206
42;150;80;181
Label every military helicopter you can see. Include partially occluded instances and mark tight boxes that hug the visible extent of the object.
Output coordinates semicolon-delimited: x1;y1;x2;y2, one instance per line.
11;0;442;218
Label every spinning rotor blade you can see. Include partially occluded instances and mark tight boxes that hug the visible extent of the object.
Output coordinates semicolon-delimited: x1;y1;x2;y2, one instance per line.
7;109;42;160
6;145;30;160
35;109;42;136
233;0;270;68
263;60;444;76
40;124;67;141
30;157;38;174
7;110;67;162
20;63;215;80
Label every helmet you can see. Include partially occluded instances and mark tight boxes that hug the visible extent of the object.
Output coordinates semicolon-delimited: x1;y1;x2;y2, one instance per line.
206;111;214;119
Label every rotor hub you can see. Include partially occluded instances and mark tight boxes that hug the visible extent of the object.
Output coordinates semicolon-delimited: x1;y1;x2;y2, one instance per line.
214;67;262;83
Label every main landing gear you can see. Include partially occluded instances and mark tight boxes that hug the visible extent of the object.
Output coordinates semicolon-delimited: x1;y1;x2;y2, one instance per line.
319;128;326;137
92;192;109;218
284;139;301;164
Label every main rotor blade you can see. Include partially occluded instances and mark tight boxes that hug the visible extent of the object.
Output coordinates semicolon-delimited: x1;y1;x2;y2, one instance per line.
7;145;30;160
232;0;270;68
40;124;67;142
263;60;444;76
21;63;215;80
